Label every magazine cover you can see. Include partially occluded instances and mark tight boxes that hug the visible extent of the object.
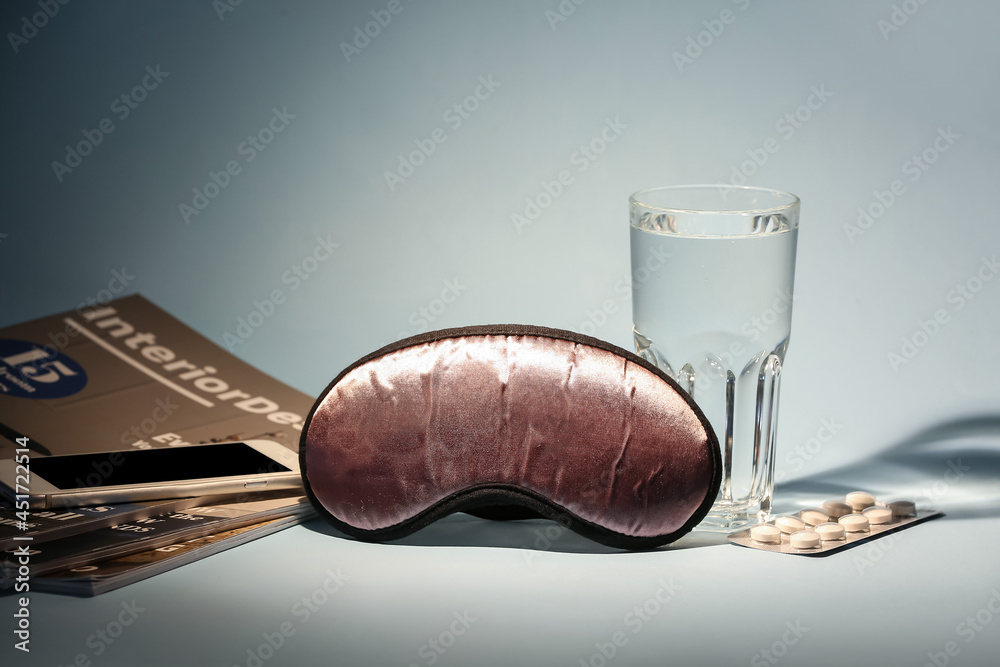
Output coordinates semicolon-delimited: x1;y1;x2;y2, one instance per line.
0;294;315;459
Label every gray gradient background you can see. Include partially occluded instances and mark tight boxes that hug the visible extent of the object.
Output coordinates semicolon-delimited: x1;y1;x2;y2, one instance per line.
2;1;999;666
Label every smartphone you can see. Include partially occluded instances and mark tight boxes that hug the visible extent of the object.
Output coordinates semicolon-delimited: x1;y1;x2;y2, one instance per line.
0;440;301;509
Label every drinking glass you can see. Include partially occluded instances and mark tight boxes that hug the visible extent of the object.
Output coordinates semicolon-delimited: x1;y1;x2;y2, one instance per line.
629;185;800;530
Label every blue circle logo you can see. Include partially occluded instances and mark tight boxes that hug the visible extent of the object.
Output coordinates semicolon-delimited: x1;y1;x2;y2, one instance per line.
0;339;88;399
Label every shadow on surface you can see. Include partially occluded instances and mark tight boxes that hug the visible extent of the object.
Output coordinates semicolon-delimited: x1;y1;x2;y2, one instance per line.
299;511;730;555
774;414;1000;520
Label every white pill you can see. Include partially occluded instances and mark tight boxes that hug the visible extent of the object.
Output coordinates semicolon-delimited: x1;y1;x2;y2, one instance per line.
823;501;852;518
815;522;846;541
846;491;876;511
750;524;782;544
789;530;821;549
889;500;916;518
799;508;830;526
774;516;805;534
839;513;870;532
863;507;893;525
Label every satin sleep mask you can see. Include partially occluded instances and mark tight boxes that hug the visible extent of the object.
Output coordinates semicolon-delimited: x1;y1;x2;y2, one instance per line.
299;325;721;550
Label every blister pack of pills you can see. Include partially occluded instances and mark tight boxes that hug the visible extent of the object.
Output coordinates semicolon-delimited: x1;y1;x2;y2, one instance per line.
728;491;943;556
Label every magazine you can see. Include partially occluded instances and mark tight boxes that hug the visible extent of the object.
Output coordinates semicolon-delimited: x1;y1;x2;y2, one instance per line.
34;517;300;597
0;295;320;588
0;494;241;551
0;492;313;585
0;294;316;460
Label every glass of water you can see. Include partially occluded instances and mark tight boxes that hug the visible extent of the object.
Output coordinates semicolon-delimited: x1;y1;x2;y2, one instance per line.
629;185;800;530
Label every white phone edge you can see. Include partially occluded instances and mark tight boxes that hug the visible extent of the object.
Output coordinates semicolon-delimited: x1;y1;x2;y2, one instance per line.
0;439;303;510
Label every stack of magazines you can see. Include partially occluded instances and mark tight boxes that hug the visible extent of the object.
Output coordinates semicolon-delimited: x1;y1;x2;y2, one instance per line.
0;296;319;596
1;491;314;596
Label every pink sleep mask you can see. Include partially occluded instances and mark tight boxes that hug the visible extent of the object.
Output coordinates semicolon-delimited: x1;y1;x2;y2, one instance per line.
299;325;721;550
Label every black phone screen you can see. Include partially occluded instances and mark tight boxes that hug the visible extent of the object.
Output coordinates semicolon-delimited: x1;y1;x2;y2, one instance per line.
30;442;292;490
